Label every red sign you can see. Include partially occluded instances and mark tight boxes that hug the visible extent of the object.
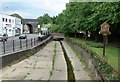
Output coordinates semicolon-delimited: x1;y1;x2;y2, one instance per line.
6;24;11;26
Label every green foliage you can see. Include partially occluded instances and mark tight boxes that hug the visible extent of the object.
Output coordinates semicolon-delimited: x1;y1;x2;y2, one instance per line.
86;42;103;48
50;2;120;35
37;13;52;26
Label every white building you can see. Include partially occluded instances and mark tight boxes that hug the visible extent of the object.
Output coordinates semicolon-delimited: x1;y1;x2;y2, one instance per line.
0;14;2;36
0;13;22;37
15;17;22;35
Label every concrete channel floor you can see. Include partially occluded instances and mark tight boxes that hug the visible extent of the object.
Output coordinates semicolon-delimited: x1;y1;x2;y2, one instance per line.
1;41;55;80
1;40;91;81
50;41;67;80
62;41;91;80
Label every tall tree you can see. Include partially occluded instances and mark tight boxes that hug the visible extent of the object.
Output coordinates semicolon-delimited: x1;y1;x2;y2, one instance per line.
37;13;52;27
50;2;120;41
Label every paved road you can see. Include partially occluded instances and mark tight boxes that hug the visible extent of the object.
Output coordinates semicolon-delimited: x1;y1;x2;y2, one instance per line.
0;34;40;55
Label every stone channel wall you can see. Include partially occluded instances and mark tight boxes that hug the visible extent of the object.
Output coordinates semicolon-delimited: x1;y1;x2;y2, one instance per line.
65;38;104;80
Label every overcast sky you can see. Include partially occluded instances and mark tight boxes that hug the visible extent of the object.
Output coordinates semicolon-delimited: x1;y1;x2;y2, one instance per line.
1;0;69;19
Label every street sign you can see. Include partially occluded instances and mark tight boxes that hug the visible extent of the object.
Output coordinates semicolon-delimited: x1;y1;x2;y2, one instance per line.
6;24;12;26
41;27;48;31
99;22;111;35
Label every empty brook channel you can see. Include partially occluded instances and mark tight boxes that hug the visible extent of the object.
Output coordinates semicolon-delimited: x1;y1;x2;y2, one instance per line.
2;40;90;80
59;41;75;81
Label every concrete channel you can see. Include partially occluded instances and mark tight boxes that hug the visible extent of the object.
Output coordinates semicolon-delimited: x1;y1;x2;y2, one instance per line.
1;40;91;81
49;41;67;80
60;41;75;81
62;41;91;80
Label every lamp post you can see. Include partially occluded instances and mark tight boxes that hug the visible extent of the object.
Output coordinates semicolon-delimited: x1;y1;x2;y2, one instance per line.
99;22;111;61
5;27;7;34
38;25;40;34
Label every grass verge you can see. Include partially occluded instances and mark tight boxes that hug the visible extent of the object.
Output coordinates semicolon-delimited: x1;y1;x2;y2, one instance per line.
67;37;119;80
70;38;118;71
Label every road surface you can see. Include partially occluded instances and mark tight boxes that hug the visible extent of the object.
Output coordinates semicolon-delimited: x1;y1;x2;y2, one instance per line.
0;34;40;55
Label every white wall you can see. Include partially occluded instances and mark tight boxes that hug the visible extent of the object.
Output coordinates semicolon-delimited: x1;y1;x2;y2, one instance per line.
15;18;22;35
0;14;2;35
0;13;23;36
1;14;15;37
21;24;23;34
23;24;29;33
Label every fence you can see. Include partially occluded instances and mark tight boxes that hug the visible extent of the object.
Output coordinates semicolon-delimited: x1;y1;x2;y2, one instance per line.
0;34;51;55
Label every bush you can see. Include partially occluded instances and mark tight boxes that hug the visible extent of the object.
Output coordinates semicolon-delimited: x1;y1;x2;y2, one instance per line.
86;42;103;48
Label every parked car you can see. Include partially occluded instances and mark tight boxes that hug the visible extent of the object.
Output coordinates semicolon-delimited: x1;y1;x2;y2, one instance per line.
19;34;27;39
0;34;8;41
37;34;45;41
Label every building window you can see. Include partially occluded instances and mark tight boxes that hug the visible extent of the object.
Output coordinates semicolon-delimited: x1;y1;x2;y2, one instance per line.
2;18;4;22
12;20;14;23
9;29;11;32
6;18;7;22
9;19;11;23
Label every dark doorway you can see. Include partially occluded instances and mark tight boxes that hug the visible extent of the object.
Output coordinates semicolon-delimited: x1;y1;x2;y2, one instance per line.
26;24;33;34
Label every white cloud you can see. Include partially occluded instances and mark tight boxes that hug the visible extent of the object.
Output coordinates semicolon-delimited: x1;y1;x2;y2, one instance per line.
2;0;69;18
30;1;67;13
2;0;69;3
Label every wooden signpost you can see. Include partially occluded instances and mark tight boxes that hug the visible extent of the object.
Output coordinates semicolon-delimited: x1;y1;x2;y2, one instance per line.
99;22;111;60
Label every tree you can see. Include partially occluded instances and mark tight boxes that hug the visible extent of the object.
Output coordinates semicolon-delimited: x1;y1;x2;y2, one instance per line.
37;13;52;27
50;2;120;42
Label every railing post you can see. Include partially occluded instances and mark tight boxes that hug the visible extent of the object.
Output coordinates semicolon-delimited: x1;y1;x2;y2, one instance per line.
3;41;5;54
40;37;42;41
36;37;38;45
20;39;22;49
13;40;15;52
34;38;35;46
31;38;33;47
26;39;28;48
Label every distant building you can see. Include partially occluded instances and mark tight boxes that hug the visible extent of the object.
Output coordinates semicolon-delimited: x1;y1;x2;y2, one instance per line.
0;13;22;37
15;17;22;35
23;19;38;34
41;27;48;35
0;13;15;37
